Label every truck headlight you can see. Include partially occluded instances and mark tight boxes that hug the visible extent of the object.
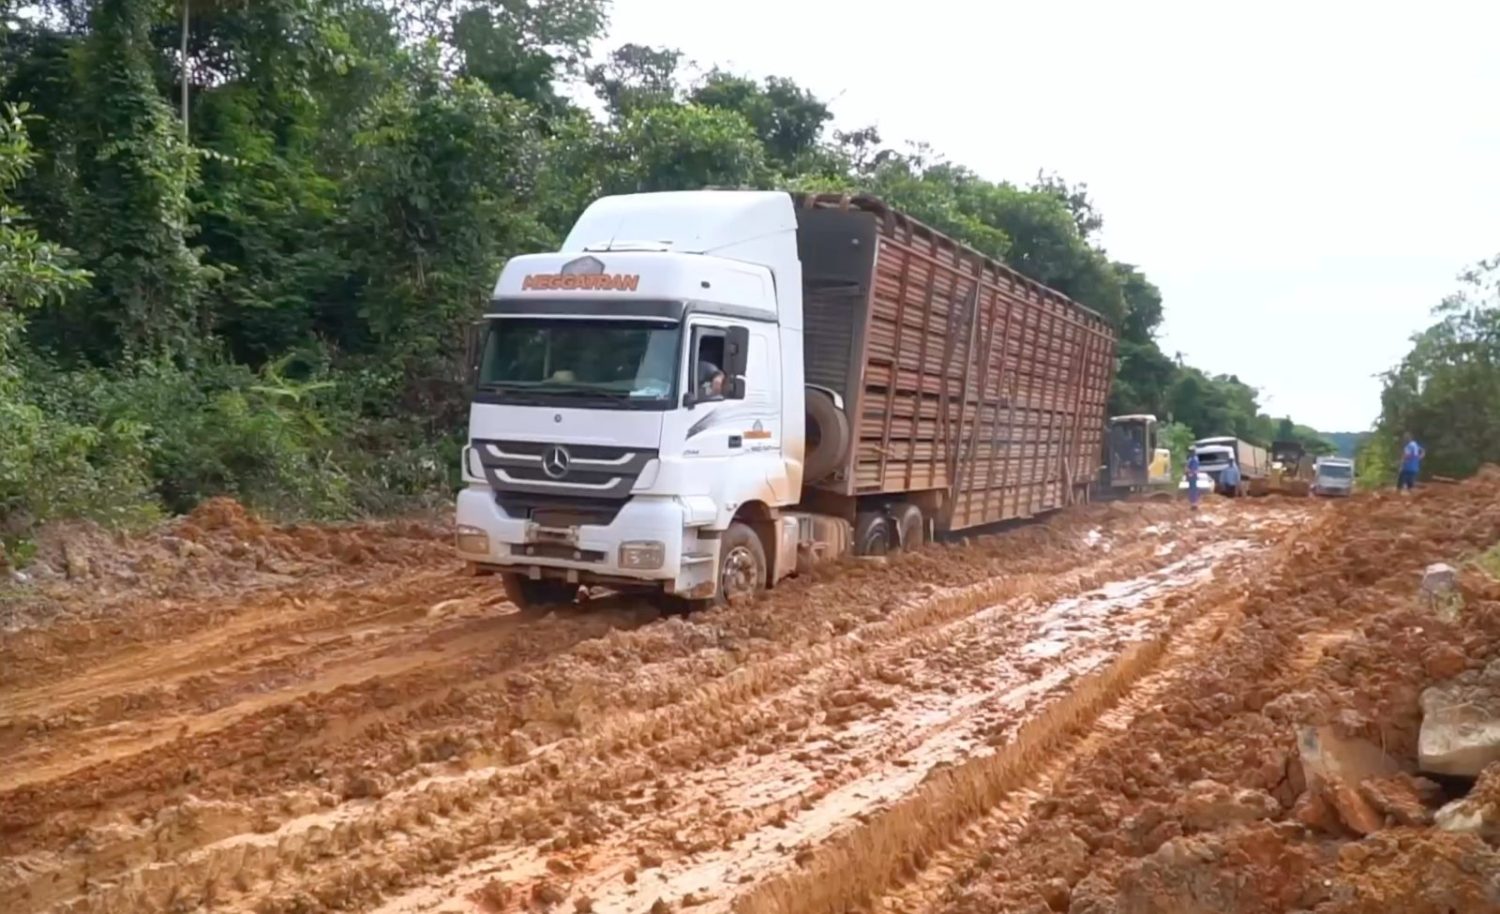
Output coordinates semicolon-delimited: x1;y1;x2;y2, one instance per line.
456;524;490;555
619;541;665;570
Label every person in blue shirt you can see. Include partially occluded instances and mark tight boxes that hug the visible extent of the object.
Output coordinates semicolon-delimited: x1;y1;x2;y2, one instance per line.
1220;459;1242;497
1186;450;1202;510
1398;435;1425;494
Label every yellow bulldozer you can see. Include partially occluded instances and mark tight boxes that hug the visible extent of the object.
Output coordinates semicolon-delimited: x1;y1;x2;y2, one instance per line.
1261;439;1316;497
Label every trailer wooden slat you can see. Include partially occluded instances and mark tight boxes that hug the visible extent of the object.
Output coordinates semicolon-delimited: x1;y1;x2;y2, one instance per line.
796;194;1117;532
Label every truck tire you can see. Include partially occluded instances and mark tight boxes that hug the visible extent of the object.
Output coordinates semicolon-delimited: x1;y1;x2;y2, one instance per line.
501;574;577;616
854;511;893;556
716;522;767;606
803;389;851;485
890;503;925;551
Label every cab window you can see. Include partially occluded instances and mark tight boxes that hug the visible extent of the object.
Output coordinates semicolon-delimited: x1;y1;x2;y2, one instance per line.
690;328;727;401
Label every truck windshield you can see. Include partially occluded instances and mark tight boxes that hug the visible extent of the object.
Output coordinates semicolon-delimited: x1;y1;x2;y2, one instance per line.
1319;464;1353;479
1195;450;1232;468
477;318;680;408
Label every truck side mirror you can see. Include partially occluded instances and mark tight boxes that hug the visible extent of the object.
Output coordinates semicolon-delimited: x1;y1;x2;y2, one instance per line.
463;319;486;389
724;326;750;401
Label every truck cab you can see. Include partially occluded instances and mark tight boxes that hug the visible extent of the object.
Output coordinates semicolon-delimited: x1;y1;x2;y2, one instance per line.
1312;457;1355;496
1192;444;1239;494
456;192;806;609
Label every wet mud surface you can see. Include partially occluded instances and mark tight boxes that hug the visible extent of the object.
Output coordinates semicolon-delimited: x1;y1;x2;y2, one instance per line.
5;482;1495;914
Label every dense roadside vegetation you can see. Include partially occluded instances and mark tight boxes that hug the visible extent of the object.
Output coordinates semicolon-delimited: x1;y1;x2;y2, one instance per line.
1;0;1337;555
1361;254;1500;484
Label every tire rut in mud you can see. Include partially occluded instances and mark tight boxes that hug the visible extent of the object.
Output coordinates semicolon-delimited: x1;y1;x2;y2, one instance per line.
2;500;1291;914
867;476;1500;914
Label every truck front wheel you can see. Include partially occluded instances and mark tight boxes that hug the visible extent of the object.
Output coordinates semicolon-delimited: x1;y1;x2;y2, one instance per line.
716;522;767;606
501;574;578;615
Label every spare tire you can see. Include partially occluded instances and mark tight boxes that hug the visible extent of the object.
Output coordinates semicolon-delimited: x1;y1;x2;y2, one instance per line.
803;388;851;484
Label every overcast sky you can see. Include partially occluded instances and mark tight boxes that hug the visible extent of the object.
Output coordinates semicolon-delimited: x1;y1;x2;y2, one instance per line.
596;0;1500;432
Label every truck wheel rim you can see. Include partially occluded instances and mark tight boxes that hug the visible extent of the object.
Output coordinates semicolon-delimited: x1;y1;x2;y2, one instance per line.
721;546;759;599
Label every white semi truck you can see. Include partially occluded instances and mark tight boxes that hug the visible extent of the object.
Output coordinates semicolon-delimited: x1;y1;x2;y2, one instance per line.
455;191;1118;610
1192;436;1269;496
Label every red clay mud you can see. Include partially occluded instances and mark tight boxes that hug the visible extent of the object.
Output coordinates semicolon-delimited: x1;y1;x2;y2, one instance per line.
41;482;1497;914
903;472;1500;914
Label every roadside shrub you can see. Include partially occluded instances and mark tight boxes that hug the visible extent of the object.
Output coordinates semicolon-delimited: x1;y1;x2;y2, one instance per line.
3;352;460;558
0;390;159;539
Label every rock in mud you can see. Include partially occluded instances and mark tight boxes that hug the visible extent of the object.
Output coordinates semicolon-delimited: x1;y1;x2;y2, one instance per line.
1295;725;1409;835
1177;780;1278;832
1292;788;1342;834
1297;725;1406;786
1359;773;1443;827
1420;659;1500;777
1324;780;1385;835
1421;562;1458;599
1435;763;1500;843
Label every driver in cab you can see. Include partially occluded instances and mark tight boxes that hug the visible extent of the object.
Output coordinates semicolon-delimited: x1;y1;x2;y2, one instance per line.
697;361;725;400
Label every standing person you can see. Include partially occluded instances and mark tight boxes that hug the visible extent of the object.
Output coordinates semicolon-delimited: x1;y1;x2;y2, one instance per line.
1398;435;1425;494
1186;449;1202;511
1221;459;1242;498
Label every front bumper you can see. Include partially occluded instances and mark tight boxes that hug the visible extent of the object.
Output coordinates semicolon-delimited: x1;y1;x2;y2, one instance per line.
453;486;718;594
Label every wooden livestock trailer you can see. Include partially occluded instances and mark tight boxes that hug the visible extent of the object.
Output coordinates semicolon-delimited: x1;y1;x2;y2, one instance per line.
793;193;1118;534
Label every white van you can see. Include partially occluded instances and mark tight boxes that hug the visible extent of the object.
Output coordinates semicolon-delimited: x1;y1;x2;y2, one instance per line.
1313;457;1355;497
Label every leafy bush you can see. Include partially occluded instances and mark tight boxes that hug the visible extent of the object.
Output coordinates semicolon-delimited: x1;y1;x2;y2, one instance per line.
1160;421;1197;477
0;391;159;538
4;354;454;552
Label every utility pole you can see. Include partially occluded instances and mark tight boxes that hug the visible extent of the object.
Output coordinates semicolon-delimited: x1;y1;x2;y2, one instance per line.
180;0;190;140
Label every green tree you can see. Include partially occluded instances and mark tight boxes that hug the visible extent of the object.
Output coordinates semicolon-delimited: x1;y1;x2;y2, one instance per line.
1114;262;1163;344
344;73;550;360
1373;254;1500;479
586;43;682;118
0;103;88;364
0;102;153;541
450;0;606;111
67;0;209;359
1160;420;1196;476
606;103;772;193
690;70;832;170
1109;338;1176;417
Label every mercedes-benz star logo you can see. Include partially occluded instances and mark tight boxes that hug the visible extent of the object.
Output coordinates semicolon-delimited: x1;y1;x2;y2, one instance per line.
541;444;571;480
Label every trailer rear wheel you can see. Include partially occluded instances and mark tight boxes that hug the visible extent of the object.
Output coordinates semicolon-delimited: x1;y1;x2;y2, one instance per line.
501;574;578;616
890;503;925;551
854;511;893;556
803;389;851;484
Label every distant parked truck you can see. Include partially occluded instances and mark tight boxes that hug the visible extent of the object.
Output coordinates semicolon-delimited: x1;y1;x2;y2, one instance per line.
1312;456;1355;497
1192;436;1268;496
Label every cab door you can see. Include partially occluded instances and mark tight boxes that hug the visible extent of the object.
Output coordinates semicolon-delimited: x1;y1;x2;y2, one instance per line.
663;318;787;503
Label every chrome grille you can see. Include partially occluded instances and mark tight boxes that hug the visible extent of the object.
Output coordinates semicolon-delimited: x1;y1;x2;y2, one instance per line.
472;438;657;500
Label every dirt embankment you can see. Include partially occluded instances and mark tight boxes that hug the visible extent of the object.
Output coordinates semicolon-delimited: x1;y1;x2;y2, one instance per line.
843;473;1500;914
1;494;1297;914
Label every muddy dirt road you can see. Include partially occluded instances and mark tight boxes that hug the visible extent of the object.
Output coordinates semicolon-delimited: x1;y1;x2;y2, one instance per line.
4;482;1499;914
